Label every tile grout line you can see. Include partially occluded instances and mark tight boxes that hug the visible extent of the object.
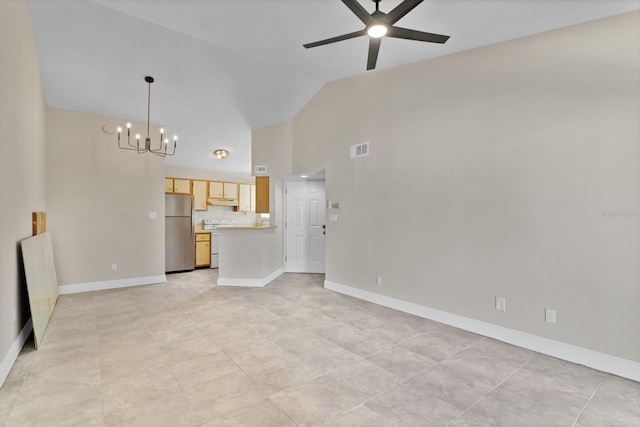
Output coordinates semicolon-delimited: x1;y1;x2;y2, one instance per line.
570;376;605;427
323;345;450;426
94;292;107;427
254;306;482;425
254;315;437;425
444;352;536;426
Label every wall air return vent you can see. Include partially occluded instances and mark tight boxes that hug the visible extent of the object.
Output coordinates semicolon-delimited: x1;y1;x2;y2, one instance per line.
349;142;369;159
254;165;267;174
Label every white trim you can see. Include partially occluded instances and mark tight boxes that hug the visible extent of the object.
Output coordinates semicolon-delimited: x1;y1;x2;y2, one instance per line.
218;268;284;288
0;318;32;388
58;275;167;295
324;280;640;382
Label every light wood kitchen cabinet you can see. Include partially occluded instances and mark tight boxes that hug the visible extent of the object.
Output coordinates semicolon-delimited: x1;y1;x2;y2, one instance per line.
209;181;238;199
250;184;256;212
165;177;191;194
195;233;210;267
207;180;239;207
237;183;252;212
223;182;238;199
208;181;224;198
192;180;208;211
164;178;174;193
255;176;269;213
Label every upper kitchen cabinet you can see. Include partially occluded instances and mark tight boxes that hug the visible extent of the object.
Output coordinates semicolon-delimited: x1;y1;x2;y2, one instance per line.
237;183;252;212
207;181;238;207
192;180;208;211
223;182;237;199
208;181;224;199
250;184;256;212
255;176;269;214
165;177;191;194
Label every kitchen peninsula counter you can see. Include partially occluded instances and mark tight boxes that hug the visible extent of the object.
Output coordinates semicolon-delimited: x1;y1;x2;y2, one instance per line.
215;225;277;230
216;225;282;287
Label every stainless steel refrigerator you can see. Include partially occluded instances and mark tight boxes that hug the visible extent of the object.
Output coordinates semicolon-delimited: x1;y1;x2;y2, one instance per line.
165;194;195;272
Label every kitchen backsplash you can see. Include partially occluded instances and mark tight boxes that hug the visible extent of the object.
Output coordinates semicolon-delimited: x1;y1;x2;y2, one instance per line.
194;205;259;229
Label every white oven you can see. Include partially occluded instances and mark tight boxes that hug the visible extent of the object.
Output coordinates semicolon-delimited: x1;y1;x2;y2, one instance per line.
210;232;219;268
202;219;231;268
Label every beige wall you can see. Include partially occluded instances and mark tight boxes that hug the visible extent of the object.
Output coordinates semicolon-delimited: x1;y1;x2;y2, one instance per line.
0;0;47;369
252;121;293;180
165;166;254;184
252;121;292;224
46;107;165;287
251;121;294;270
261;12;640;362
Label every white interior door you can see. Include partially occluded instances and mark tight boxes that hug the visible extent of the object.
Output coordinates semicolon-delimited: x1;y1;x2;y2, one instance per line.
286;181;326;273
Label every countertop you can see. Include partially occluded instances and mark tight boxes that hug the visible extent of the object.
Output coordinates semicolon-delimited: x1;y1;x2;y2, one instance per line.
215;225;277;231
196;225;276;232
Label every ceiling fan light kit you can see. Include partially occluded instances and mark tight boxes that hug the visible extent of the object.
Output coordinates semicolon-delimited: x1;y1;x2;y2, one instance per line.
116;76;178;157
303;0;450;70
367;24;388;38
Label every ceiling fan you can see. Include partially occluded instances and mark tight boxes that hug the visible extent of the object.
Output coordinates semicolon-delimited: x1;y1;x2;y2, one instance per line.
303;0;450;70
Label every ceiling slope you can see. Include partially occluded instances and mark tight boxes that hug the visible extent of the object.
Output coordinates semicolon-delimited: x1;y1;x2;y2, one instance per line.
29;0;640;173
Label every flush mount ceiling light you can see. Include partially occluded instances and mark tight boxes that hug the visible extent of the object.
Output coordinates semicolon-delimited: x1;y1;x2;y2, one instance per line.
304;0;450;70
117;76;177;157
214;149;229;159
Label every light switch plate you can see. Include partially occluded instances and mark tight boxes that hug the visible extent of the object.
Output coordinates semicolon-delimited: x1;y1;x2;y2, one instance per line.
545;308;556;323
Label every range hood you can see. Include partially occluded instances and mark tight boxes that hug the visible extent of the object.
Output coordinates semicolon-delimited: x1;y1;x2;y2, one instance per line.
207;198;238;207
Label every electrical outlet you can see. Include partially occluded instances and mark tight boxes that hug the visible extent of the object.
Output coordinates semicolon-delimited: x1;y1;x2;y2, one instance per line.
376;276;382;286
545;308;556;323
111;263;118;271
495;297;506;311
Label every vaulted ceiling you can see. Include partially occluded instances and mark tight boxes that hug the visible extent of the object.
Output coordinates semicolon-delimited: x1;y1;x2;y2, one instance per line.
29;0;640;173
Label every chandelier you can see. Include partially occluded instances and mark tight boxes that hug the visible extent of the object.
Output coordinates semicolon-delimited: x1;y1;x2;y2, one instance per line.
117;76;177;157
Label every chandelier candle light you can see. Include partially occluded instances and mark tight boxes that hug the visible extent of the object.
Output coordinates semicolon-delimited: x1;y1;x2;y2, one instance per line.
117;76;177;156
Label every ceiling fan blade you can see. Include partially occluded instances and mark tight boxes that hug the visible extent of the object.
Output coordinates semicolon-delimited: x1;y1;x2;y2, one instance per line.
367;37;381;70
387;0;424;25
341;0;374;25
387;26;450;44
303;29;367;49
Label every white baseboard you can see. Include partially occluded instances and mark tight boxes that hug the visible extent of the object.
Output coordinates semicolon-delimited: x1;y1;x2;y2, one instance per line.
0;318;33;388
58;275;167;295
218;268;284;288
324;280;640;382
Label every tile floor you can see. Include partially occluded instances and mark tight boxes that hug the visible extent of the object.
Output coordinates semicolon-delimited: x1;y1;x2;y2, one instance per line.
1;269;639;426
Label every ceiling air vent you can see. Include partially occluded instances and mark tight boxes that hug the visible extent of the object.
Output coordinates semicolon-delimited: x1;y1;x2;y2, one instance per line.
349;142;369;159
254;165;267;174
